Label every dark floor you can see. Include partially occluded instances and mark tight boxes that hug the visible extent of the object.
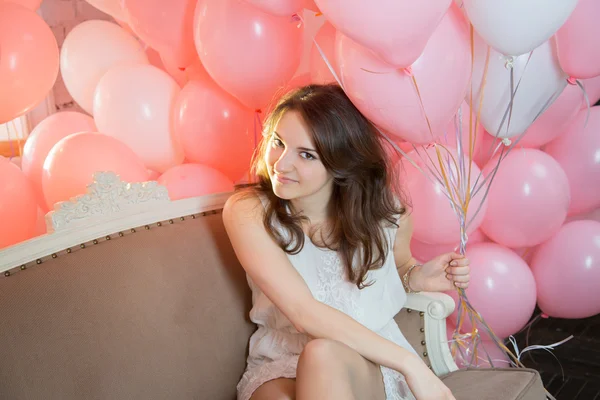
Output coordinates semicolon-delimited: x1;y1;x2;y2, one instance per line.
512;310;600;400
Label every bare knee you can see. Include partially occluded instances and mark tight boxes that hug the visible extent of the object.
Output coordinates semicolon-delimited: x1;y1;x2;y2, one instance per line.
298;339;348;373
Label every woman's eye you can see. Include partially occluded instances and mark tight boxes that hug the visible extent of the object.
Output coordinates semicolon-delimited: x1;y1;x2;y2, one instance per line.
272;138;283;147
301;152;316;160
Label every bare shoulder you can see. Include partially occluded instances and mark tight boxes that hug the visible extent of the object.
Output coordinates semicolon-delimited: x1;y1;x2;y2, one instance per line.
222;190;265;227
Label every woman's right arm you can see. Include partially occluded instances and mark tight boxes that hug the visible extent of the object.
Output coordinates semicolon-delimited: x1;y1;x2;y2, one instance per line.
222;194;429;377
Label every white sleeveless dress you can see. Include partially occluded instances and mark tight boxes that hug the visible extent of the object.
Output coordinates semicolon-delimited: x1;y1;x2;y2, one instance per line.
237;205;418;400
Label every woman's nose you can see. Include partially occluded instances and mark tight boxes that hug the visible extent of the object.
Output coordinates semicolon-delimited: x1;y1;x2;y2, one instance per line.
273;149;293;173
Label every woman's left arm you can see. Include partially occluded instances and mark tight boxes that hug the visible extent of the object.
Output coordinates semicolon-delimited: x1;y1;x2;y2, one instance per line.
393;212;470;293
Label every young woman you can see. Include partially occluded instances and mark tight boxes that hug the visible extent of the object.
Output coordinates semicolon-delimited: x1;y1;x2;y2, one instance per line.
223;84;470;400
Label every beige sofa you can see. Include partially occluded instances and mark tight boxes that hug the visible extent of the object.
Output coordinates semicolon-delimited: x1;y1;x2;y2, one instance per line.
0;172;546;399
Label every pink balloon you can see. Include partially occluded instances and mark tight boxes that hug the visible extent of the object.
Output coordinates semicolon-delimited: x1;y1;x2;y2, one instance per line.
194;0;303;110
545;107;600;215
337;5;471;144
481;149;570;248
124;0;197;69
5;0;42;10
93;64;184;173
309;22;339;84
473;131;501;168
566;207;600;224
160;54;208;88
174;76;256;182
147;169;161;180
556;0;600;79
243;0;304;16
531;220;600;319
448;242;537;339
85;0;127;21
411;229;487;263
42;133;148;210
21;112;97;211
158;164;234;200
316;0;451;68
304;0;319;12
402;147;488;244
0;157;38;249
0;2;59;124
582;75;600;107
520;83;585;148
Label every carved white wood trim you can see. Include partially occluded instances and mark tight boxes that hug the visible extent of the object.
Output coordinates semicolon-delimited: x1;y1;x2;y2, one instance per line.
405;292;459;376
46;171;171;233
0;172;232;274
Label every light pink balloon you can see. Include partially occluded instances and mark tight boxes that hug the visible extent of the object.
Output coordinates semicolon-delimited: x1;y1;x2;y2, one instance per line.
0;2;59;124
566;207;600;224
545;107;600;215
448;242;537;339
531;220;600;319
411;229;487;263
556;0;600;79
243;0;304;16
481;149;570;248
309;22;339;84
194;0;303;110
519;83;585;148
316;0;451;68
582;75;600;107
174;76;256;183
60;20;149;115
473;131;501;168
337;5;471;144
5;0;42;10
402;147;488;244
304;0;319;12
0;157;38;249
123;0;197;69
42;133;148;210
21;112;97;211
158;164;234;200
93;64;184;173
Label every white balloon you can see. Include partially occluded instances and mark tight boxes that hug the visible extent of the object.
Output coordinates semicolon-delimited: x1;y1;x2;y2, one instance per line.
468;36;568;138
462;0;577;57
93;64;184;173
60;20;148;115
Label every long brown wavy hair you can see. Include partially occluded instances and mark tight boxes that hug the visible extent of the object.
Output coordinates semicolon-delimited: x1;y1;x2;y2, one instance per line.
240;84;408;289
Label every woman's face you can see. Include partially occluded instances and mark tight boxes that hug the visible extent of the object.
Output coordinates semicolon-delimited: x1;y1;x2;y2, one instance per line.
265;111;333;202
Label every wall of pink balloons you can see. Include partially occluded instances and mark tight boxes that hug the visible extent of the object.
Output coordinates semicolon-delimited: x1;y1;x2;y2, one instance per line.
1;0;600;348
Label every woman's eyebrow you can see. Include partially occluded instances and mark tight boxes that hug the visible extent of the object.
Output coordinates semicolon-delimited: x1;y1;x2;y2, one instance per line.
273;131;317;152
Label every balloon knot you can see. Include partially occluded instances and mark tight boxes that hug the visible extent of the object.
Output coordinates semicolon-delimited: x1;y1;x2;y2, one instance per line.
255;109;262;114
315;12;323;17
501;138;512;146
402;66;413;77
541;313;549;319
178;67;186;72
567;76;577;85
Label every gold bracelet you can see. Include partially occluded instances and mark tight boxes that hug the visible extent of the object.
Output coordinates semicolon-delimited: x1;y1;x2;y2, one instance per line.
402;263;422;293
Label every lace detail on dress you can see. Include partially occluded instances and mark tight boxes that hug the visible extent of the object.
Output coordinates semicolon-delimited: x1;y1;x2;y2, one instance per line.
314;252;365;323
237;356;299;400
380;366;416;400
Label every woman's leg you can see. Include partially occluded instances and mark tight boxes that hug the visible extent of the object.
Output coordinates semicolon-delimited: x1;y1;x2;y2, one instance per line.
250;378;296;400
295;339;387;400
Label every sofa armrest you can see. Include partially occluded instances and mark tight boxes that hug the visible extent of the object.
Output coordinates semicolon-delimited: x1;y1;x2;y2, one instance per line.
405;292;459;377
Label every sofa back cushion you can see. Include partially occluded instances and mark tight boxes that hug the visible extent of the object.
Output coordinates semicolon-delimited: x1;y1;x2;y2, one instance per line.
0;211;254;400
